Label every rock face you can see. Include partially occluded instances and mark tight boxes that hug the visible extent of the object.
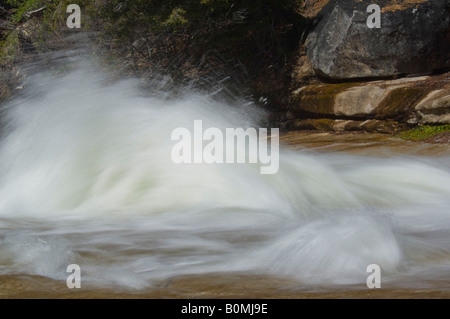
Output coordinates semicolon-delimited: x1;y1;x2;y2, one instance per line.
306;0;450;80
415;88;450;124
276;73;450;133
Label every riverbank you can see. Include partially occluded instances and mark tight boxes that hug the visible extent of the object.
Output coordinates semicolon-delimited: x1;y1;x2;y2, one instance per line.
2;1;449;137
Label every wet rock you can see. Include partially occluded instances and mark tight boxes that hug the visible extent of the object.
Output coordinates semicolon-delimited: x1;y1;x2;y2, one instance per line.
279;72;450;133
306;0;450;80
288;76;436;120
281;118;406;134
415;88;450;124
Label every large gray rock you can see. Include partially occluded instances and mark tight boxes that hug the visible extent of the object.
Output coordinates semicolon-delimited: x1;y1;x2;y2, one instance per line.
306;0;450;80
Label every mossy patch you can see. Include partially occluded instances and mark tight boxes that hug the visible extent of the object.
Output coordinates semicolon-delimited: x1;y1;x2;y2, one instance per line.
0;31;20;64
376;86;431;120
292;82;359;115
285;118;336;131
398;125;450;141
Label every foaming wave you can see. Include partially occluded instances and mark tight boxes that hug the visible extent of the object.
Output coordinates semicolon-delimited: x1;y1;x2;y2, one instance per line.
0;61;449;290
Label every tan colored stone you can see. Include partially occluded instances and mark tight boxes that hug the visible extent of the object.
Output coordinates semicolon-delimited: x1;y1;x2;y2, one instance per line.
415;87;450;124
415;89;450;111
332;120;353;131
417;113;450;125
291;76;431;118
334;85;393;117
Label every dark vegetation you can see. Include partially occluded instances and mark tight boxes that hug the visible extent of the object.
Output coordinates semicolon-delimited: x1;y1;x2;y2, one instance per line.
1;0;307;104
94;0;308;103
2;1;449;141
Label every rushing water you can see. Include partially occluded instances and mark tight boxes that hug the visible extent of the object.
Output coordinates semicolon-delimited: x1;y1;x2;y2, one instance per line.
0;56;450;293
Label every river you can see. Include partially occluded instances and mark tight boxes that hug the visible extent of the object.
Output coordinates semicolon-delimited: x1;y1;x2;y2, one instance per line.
0;51;450;298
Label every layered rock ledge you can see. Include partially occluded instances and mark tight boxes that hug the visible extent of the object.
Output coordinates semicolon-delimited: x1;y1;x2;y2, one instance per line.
278;0;450;136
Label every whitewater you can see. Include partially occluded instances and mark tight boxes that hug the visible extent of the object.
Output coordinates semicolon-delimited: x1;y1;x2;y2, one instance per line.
0;57;449;292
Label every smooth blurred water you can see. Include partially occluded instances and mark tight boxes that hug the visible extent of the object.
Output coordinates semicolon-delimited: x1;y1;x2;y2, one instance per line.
0;58;450;291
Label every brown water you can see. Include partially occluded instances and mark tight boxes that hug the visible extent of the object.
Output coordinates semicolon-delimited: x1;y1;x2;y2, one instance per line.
2;273;450;299
2;131;449;299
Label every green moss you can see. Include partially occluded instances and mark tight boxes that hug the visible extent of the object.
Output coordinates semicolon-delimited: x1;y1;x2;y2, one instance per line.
288;118;337;131
0;85;12;103
294;82;359;115
399;125;450;141
162;8;188;26
0;31;20;63
6;0;43;23
377;87;431;120
312;118;337;130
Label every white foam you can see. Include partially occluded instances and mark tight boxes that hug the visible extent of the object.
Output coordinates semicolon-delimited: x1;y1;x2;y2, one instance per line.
0;62;449;289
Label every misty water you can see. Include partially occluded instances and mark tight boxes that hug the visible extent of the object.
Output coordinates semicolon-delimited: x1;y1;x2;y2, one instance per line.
1;50;450;293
